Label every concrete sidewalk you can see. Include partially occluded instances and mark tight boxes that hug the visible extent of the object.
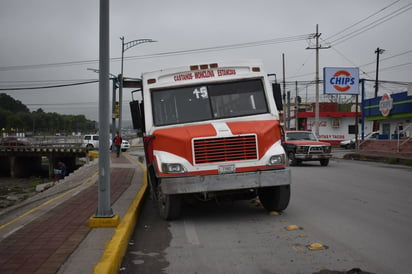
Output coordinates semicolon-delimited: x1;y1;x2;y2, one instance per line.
0;152;146;274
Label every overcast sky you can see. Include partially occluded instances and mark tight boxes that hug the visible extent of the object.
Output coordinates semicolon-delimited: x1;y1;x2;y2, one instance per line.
0;0;411;122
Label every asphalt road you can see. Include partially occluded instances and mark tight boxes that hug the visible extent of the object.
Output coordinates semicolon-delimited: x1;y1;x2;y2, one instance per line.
121;157;412;274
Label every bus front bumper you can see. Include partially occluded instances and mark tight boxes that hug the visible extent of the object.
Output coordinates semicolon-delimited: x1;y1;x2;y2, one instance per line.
159;168;291;195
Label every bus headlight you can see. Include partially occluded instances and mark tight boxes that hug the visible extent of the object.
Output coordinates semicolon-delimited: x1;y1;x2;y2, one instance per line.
161;163;186;174
268;154;285;166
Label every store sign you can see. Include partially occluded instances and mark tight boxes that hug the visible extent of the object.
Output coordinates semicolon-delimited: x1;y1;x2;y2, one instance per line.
379;93;393;117
323;67;359;95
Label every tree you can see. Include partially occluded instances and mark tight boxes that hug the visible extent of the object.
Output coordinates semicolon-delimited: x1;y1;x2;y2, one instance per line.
0;94;96;135
0;93;30;113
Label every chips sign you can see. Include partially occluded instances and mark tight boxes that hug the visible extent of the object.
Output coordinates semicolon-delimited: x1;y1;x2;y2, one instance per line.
379;93;393;117
323;67;359;95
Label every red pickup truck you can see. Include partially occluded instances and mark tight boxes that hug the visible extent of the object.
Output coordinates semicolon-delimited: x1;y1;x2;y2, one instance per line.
282;130;332;166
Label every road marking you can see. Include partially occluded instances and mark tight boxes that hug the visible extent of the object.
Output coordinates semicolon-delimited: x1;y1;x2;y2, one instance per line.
184;220;200;245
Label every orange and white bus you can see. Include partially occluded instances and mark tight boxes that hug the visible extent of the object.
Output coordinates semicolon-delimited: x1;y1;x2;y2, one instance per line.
130;60;291;219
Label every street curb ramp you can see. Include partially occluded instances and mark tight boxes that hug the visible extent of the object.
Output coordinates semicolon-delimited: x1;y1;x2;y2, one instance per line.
93;160;147;274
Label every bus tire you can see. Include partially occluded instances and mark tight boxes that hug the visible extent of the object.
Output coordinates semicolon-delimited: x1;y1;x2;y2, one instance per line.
258;185;290;212
156;181;181;220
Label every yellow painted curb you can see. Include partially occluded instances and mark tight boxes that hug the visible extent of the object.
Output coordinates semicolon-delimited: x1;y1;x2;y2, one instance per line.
88;215;120;228
93;156;147;274
88;151;99;160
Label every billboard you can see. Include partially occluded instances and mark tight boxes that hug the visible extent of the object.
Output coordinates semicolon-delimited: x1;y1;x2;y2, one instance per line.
323;67;359;95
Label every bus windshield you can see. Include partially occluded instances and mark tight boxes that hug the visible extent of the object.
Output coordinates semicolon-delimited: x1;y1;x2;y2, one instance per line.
151;79;268;126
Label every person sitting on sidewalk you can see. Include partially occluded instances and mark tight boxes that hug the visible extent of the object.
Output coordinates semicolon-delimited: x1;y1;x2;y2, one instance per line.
54;161;67;181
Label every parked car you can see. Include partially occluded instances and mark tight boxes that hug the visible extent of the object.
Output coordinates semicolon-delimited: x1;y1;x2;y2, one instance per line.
0;136;31;146
120;140;130;152
340;131;379;149
83;134;112;150
83;134;100;150
282;130;332;166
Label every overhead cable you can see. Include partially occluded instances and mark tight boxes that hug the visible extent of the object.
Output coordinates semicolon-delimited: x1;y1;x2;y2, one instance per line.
0;34;315;72
0;80;98;91
329;3;412;46
325;0;400;41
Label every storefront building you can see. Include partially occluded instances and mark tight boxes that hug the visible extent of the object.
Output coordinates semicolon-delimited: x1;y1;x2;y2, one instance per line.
363;91;412;139
360;90;412;157
289;102;373;146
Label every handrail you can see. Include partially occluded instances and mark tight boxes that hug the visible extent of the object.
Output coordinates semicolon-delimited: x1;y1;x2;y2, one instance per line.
397;123;412;152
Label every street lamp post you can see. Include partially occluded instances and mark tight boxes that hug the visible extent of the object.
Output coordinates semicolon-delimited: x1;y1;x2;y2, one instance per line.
118;37;156;134
96;0;112;219
87;68;119;135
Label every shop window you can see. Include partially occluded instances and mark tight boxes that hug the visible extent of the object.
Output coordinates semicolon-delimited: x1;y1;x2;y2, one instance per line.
332;118;340;128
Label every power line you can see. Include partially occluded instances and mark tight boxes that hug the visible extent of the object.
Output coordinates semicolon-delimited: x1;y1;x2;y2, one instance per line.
325;0;400;41
360;50;412;67
26;102;98;106
0;78;97;84
370;61;412;73
124;34;315;61
0;34;314;72
0;80;98;91
330;3;412;46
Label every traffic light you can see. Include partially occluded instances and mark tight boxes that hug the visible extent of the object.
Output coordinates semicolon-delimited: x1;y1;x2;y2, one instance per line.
114;102;120;118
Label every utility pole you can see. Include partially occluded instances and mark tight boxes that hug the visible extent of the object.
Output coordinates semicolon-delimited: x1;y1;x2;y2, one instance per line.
287;91;291;129
282;53;286;128
374;47;385;98
306;24;330;136
373;47;385;132
295;81;299;130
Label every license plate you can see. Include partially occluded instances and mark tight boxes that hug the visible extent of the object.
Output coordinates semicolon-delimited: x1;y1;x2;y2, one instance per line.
218;164;236;174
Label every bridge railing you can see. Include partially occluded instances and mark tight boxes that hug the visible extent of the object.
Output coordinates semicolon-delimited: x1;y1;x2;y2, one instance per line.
0;136;86;151
31;135;83;145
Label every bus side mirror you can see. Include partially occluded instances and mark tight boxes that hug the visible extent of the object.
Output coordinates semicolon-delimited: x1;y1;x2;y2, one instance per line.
272;83;283;111
130;100;145;137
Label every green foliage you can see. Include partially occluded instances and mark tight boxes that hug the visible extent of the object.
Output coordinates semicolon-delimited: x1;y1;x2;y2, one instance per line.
0;93;96;134
387;157;398;164
0;93;30;113
30;178;45;189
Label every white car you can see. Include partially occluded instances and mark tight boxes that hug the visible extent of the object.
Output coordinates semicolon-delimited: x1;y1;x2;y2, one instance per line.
83;134;113;150
340;131;379;149
120;140;130;152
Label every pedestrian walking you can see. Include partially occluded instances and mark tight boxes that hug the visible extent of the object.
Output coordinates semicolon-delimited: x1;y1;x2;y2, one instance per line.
113;131;122;157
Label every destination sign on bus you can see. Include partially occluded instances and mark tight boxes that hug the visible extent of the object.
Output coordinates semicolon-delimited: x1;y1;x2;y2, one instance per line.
174;68;237;82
